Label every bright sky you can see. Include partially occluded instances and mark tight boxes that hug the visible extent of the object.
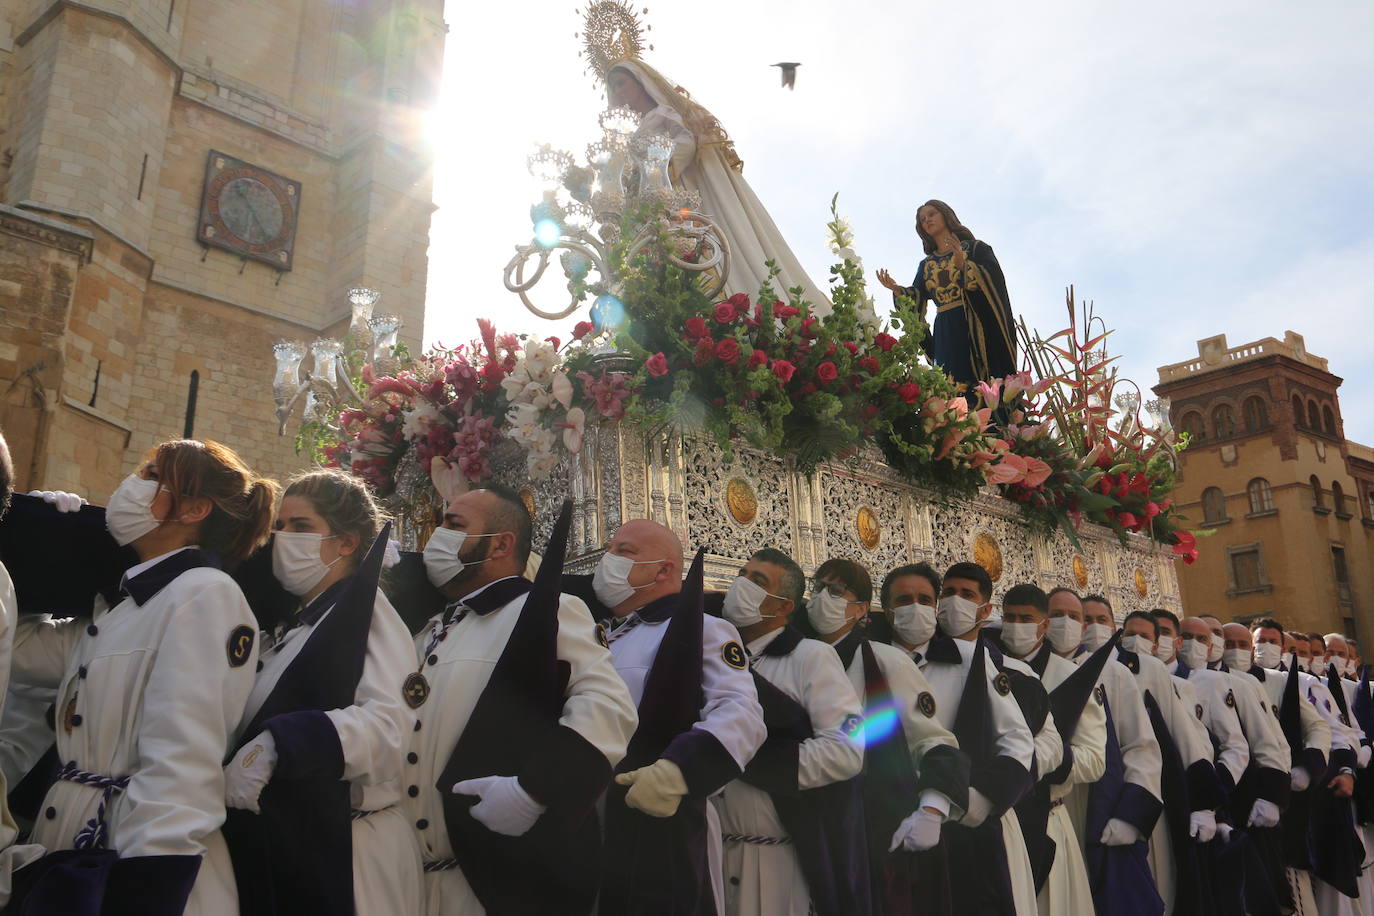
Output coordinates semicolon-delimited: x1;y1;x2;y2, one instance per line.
423;0;1374;444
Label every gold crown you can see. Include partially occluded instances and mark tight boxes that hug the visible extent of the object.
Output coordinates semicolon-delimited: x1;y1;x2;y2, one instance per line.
578;1;653;80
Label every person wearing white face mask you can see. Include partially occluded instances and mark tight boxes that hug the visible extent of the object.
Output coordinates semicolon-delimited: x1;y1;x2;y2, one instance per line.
1114;607;1231;914
560;519;764;916
996;584;1106;916
1048;588;1165;916
713;547;867;916
910;562;1034;916
10;439;275;914
878;563;941;662
401;489;637;916
220;469;421;914
809;558;967;915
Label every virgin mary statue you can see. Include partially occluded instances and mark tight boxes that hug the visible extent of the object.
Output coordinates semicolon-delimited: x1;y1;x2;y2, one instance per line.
586;6;830;312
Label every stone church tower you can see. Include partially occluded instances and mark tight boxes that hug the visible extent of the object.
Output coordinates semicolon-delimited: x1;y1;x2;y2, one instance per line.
0;0;446;499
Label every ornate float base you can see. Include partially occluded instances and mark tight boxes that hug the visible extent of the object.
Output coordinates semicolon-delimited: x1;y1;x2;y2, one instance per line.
492;423;1180;617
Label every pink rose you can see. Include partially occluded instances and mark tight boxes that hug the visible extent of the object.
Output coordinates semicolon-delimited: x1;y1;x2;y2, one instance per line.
645;352;669;377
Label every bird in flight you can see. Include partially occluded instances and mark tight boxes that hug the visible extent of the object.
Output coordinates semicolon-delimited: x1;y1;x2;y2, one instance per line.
772;62;800;90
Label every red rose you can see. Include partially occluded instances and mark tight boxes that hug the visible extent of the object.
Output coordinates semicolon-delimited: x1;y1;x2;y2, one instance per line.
742;305;762;329
571;321;594;340
874;333;898;352
800;317;819;339
728;292;750;310
713;302;738;324
693;339;715;366
748;349;768;369
898;382;921;403
860;404;880;419
842;341;858;355
546;336;561;350
859;356;882;374
773;303;800;319
684;317;709;340
816;361;839;383
710;397;725;407
715;338;741;364
824;342;836;357
798;382;818;396
645;352;669;377
771;360;797;383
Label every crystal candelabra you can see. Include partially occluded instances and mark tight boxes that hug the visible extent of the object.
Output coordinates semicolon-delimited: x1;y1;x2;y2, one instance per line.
503;106;731;324
271;287;403;435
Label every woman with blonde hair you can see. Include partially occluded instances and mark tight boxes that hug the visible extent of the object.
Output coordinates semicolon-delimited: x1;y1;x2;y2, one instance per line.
10;438;276;915
223;468;421;914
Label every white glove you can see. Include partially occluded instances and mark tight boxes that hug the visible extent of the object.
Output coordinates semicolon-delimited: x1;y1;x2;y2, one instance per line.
224;731;277;813
615;758;688;818
958;788;994;828
1359;744;1372;769
30;490;87;513
1291;767;1311;792
1189;809;1218;843
1247;798;1280;828
1216;822;1234;843
890;808;943;852
452;774;546;837
383;538;401;569
1100;817;1142;846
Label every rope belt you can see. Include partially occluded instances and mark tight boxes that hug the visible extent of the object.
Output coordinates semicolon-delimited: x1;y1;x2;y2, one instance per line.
423;858;460;873
1050;798;1066;810
722;833;792;846
56;760;130;850
350;809;375;821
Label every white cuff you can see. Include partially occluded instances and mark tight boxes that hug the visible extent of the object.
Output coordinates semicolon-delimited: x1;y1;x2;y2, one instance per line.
918;789;951;818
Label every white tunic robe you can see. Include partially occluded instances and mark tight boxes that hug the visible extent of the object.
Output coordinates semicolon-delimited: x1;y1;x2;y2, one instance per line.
237;590;422;915
714;627;864;916
403;579;638;916
606;608;766;916
1030;646;1104;916
12;552;259;915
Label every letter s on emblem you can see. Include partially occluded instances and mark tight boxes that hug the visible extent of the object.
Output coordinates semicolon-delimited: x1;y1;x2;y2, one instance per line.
227;625;255;668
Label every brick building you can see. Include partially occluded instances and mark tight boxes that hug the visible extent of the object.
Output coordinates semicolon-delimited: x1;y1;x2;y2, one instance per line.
0;0;445;499
1154;332;1374;638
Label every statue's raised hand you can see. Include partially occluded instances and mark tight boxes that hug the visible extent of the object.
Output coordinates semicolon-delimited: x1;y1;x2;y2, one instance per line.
876;268;903;293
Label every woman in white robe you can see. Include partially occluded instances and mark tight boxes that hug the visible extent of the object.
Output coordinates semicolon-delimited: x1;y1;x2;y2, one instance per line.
224;468;422;914
606;60;831;312
11;438;277;915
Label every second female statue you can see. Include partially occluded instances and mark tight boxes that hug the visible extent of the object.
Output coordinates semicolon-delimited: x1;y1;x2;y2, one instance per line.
878;201;1017;390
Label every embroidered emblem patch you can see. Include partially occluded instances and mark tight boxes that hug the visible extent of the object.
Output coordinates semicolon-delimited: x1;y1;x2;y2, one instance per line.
917;691;937;718
1224;690;1236;709
595;623;610;649
226;625;255;668
994;672;1012;697
1094;684;1106;706
403;672;431;709
722;641;748;670
1195;703;1204;721
841;714;864;738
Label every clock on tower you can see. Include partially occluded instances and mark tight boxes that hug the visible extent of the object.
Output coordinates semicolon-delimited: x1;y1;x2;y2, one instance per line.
196;150;302;270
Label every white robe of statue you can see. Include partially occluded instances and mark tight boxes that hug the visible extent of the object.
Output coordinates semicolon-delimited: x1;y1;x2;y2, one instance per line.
610;61;831;314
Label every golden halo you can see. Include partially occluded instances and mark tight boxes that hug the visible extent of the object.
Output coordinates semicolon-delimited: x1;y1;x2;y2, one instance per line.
579;2;653;80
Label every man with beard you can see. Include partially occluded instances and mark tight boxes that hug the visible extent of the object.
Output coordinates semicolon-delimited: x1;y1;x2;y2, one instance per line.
403;489;638;916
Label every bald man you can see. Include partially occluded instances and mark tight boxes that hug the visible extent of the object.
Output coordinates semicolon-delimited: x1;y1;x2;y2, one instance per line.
565;520;766;915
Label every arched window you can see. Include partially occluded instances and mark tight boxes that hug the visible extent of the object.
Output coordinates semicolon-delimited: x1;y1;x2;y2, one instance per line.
1180;411;1205;441
1308;400;1321;429
1247;477;1274;514
1202;486;1227;523
1243;396;1268;430
1323;405;1336;435
1367;488;1374;520
1293;394;1306;427
1211;404;1236;438
1311;475;1325;509
1333;481;1347;516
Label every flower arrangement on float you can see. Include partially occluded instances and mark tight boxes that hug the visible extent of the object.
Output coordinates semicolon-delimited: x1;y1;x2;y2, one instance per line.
309;198;1197;557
